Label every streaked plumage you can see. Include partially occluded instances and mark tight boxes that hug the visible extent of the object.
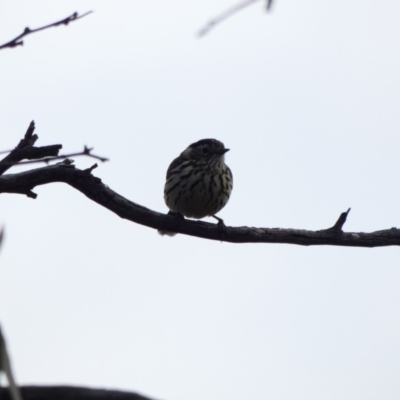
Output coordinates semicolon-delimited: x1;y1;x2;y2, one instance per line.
163;139;233;227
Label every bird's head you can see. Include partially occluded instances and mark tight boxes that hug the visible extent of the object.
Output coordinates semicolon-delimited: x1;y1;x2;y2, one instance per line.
181;139;229;161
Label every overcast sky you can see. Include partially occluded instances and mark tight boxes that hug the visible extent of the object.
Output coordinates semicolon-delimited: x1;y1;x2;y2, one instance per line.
1;1;400;399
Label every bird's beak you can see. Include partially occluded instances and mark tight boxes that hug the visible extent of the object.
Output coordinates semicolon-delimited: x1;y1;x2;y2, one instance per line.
217;148;230;155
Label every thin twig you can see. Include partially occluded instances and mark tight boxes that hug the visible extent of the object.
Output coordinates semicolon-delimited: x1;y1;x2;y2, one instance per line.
328;208;351;231
0;11;93;51
0;122;107;175
0;326;23;400
0;227;4;253
12;148;109;166
198;0;273;37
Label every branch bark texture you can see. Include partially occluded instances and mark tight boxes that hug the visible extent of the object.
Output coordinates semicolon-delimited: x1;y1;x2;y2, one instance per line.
0;162;399;247
1;121;398;248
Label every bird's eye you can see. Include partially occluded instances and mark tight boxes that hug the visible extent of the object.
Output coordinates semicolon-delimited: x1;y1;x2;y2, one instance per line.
202;147;209;154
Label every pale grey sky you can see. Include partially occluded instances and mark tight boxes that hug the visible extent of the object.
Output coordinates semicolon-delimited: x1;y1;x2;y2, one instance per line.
1;1;400;399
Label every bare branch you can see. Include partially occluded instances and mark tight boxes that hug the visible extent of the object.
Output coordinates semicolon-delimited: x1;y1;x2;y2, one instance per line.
0;163;399;247
0;326;23;400
0;123;396;247
0;121;61;175
198;0;273;37
0;122;107;175
0;145;63;174
0;11;93;51
323;208;351;232
7;148;109;167
0;386;154;400
18;121;38;147
0;227;3;252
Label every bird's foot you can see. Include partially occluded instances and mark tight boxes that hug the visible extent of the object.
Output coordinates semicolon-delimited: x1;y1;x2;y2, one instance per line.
211;215;227;240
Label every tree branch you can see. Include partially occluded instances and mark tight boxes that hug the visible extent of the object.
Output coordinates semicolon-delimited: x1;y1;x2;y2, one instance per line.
324;208;351;231
0;162;399;247
0;227;4;252
0;122;107;175
0;145;63;175
198;0;273;37
0;327;23;400
0;11;93;51
3;147;109;168
0;121;62;175
0;386;155;400
2;123;398;247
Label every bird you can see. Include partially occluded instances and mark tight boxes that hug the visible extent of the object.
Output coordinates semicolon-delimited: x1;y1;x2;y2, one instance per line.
159;138;233;236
